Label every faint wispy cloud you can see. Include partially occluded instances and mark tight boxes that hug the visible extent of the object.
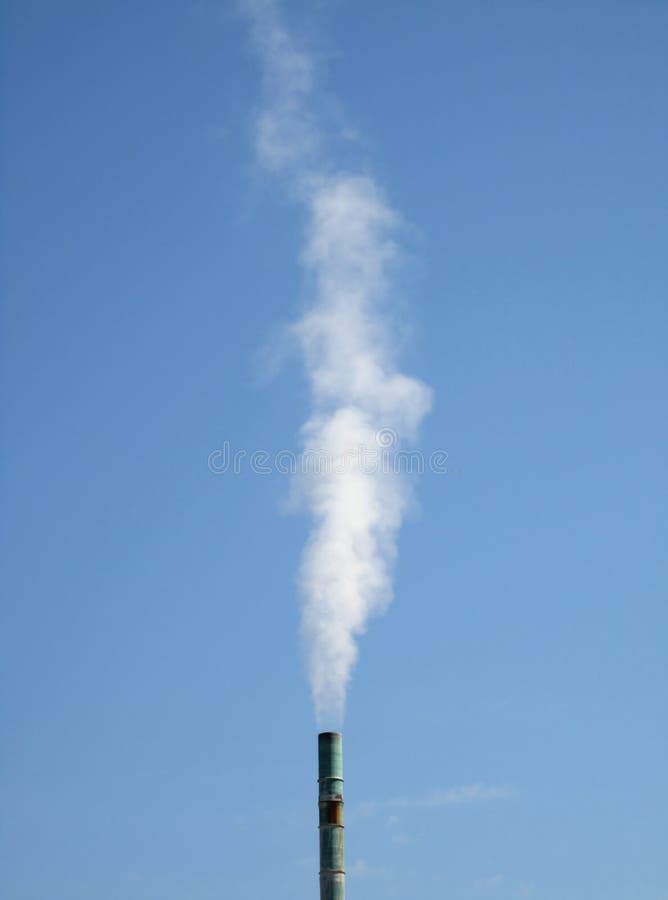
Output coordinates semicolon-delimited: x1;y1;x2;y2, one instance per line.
391;831;416;845
384;813;415;843
348;858;388;879
477;873;504;890
357;782;514;816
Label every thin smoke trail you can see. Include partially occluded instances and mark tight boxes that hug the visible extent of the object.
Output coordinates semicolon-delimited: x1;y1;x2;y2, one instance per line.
243;0;432;726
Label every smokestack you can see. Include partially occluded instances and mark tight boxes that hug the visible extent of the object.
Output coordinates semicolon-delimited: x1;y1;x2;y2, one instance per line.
318;732;345;900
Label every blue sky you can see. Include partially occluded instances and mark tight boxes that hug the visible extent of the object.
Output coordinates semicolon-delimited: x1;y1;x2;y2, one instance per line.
1;2;667;899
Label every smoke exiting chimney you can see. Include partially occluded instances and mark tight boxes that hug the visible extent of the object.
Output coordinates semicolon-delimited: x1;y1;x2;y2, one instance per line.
318;732;345;900
243;0;433;728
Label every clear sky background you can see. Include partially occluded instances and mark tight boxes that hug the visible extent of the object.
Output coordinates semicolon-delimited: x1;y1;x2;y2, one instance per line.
1;2;667;899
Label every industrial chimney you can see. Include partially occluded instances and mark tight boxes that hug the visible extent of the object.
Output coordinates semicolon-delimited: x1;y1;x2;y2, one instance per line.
318;732;345;900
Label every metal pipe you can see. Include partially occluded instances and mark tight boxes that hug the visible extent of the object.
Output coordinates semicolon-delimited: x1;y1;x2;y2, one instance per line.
318;732;345;900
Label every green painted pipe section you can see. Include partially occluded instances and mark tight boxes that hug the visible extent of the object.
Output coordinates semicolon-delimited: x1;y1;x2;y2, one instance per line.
319;825;344;870
320;873;345;900
318;732;343;781
318;732;345;900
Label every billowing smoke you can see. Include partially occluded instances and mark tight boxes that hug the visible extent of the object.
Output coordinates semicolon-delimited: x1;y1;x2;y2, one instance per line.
244;0;432;725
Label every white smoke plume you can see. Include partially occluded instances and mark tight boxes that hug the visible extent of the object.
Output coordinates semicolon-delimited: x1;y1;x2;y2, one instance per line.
243;0;432;726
